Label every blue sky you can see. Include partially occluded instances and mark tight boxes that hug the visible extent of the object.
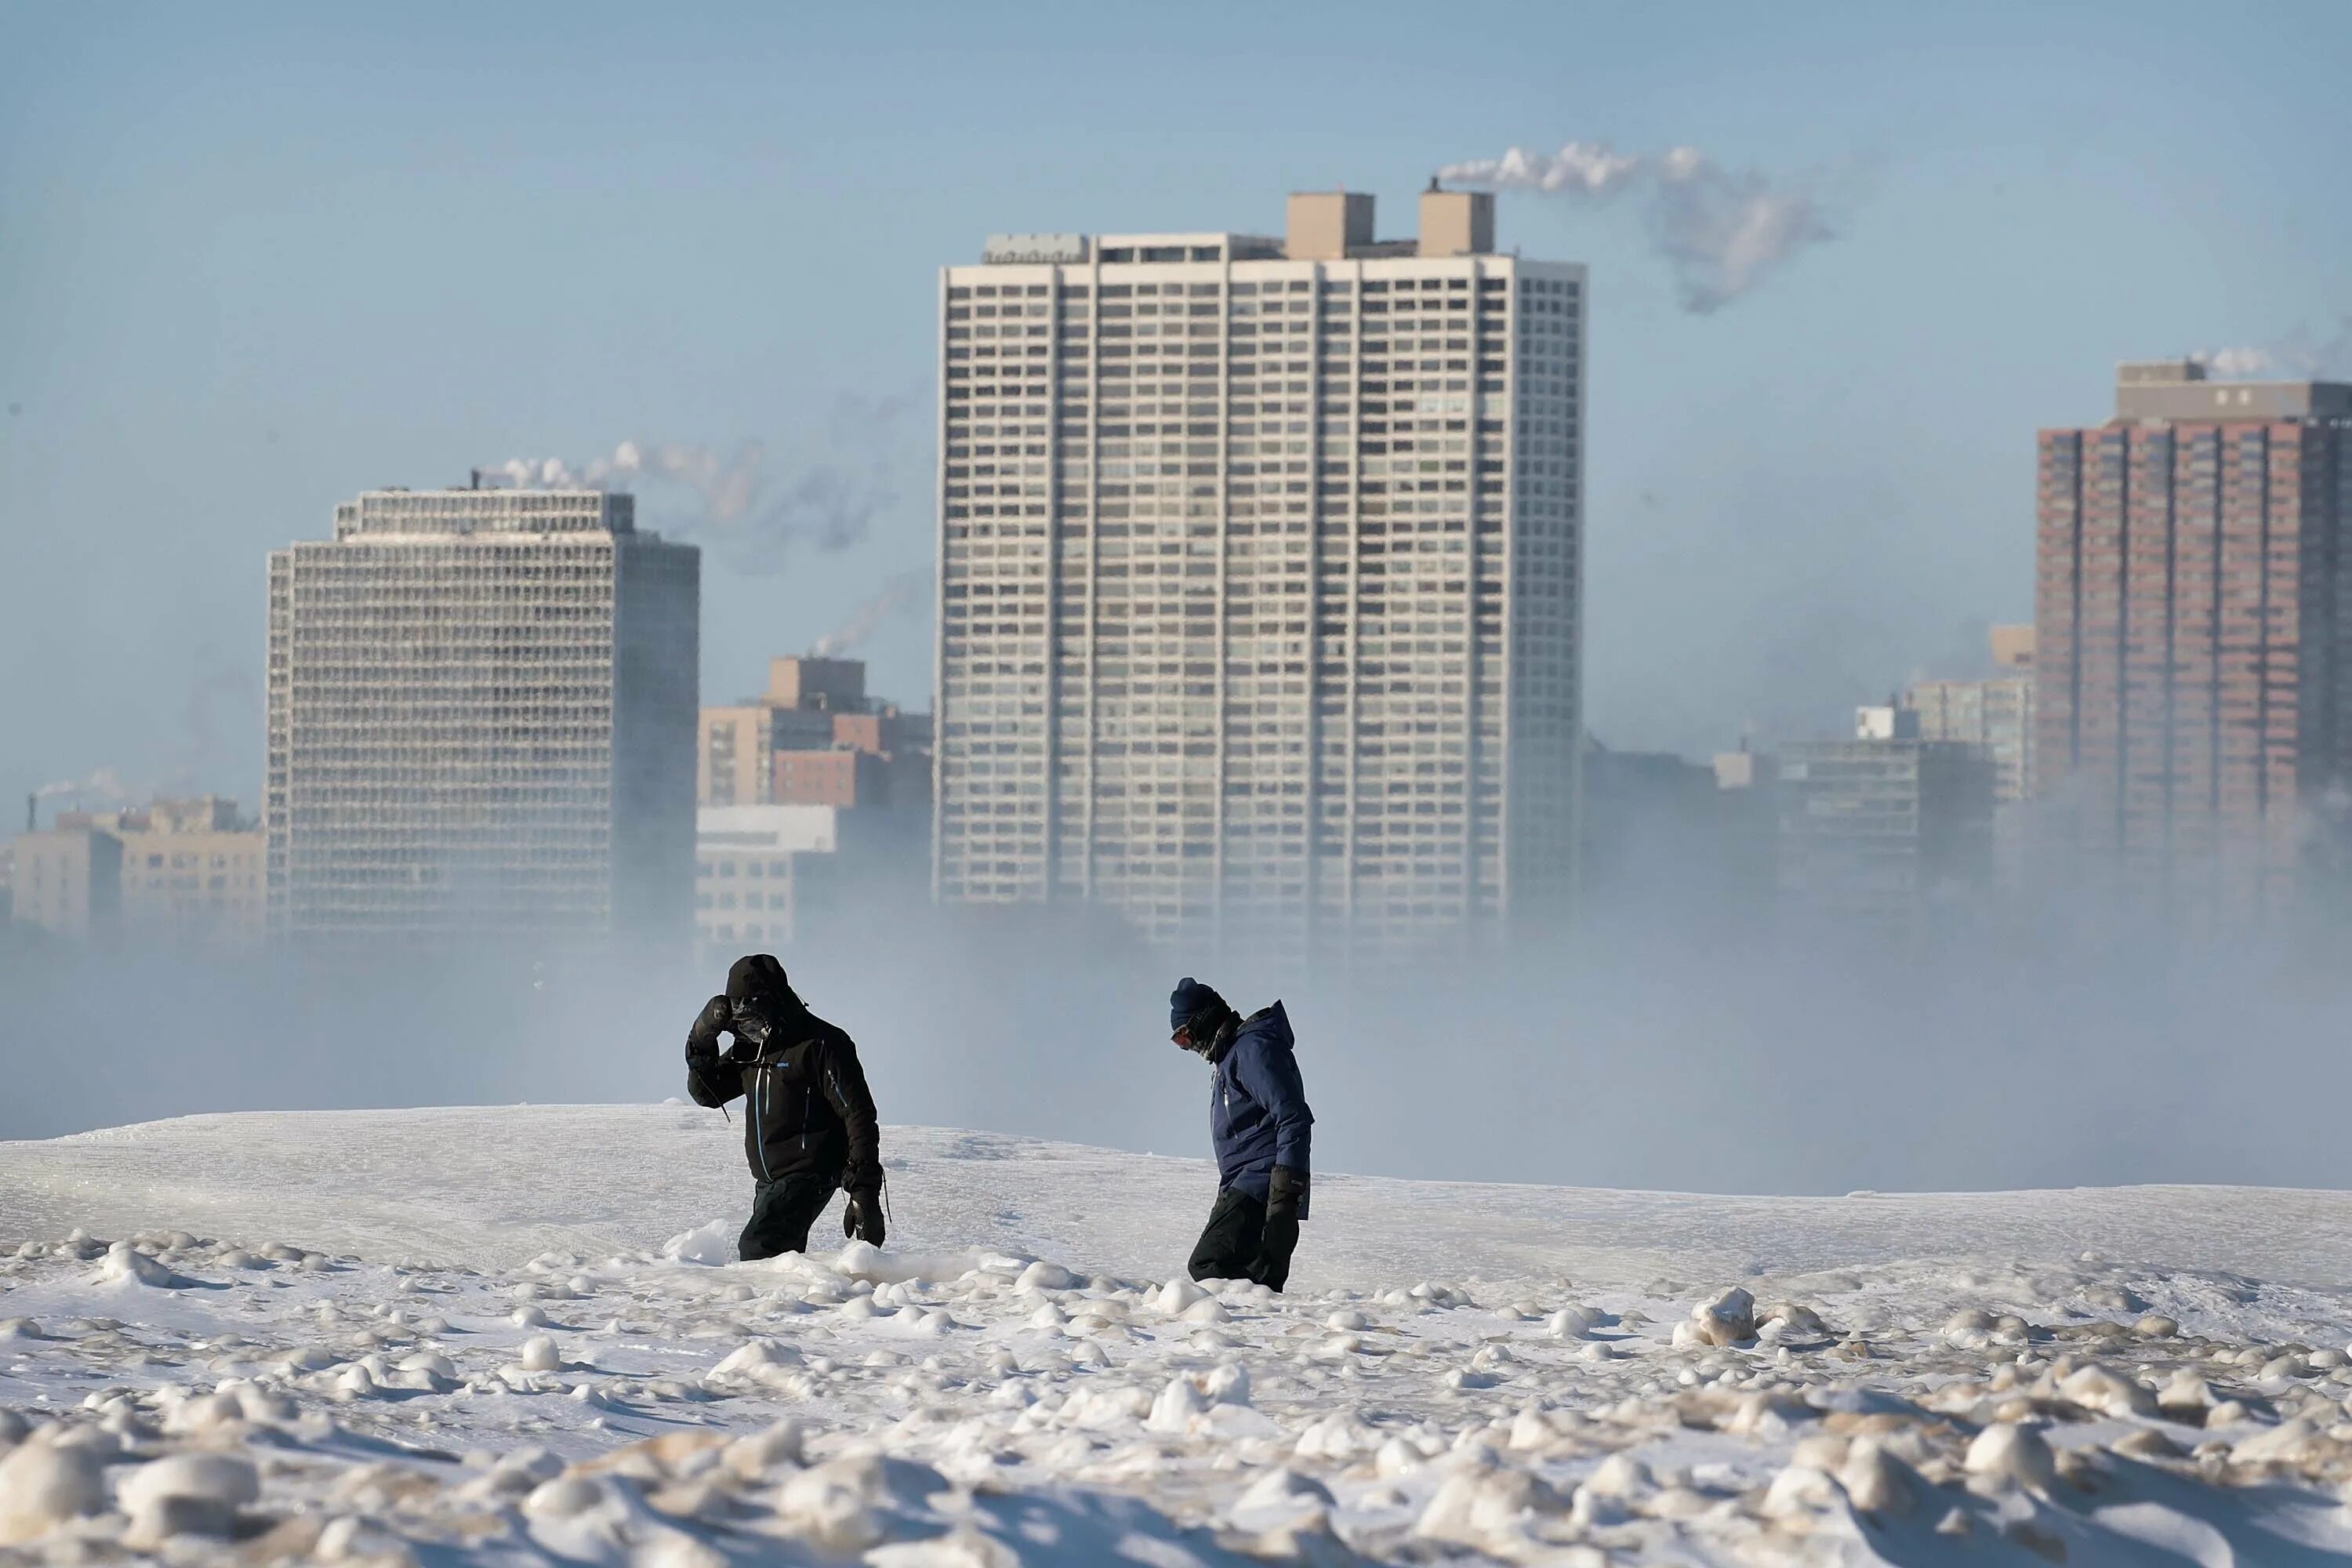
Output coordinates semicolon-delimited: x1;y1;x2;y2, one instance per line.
3;2;2347;811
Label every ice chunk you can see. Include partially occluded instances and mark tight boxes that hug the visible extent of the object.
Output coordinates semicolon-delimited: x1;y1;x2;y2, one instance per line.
1943;1308;1996;1348
1204;1363;1252;1406
713;1340;804;1381
867;1529;1022;1568
1155;1276;1210;1316
1687;1287;1755;1347
97;1240;196;1289
662;1221;736;1266
1418;1465;1555;1547
724;1421;806;1479
1236;1465;1334;1515
524;1475;607;1519
2060;1363;2158;1418
0;1436;106;1544
1838;1439;1911;1516
517;1334;562;1372
1294;1412;1368;1459
1760;1462;1842;1519
2234;1418;2321;1465
119;1451;258;1541
1544;1305;1602;1339
1964;1421;2055;1490
775;1454;945;1554
1015;1261;1079;1293
1147;1377;1209;1433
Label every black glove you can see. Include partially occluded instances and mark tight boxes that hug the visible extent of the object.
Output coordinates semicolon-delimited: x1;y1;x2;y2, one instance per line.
1266;1165;1309;1224
842;1188;886;1247
685;994;731;1060
1254;1167;1307;1292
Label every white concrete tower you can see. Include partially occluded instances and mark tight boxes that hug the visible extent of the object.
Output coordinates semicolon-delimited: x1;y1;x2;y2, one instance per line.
266;486;699;947
934;187;1583;957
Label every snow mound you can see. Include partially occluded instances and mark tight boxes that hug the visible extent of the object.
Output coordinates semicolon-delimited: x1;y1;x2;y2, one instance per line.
661;1219;735;1265
2;1105;2352;1566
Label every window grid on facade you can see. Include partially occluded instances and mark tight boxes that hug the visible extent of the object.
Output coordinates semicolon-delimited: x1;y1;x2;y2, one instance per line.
267;489;699;945
935;223;1584;956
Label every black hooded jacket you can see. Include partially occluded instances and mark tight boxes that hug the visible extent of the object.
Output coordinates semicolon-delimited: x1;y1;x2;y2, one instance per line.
687;957;882;1192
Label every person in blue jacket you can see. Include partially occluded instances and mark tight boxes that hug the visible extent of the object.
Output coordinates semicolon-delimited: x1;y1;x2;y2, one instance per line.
1169;976;1313;1290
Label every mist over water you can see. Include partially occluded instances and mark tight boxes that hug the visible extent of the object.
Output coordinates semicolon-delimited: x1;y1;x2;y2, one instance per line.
6;885;2347;1196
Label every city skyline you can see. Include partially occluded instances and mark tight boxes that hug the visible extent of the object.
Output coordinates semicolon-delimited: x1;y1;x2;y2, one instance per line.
7;3;2350;816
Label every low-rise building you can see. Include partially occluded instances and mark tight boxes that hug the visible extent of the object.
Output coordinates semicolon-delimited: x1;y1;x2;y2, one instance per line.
5;826;123;940
698;657;932;811
694;801;925;956
9;796;268;948
110;797;266;949
1778;708;1995;938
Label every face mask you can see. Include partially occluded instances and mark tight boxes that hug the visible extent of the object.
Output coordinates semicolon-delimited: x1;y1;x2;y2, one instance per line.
732;1007;774;1049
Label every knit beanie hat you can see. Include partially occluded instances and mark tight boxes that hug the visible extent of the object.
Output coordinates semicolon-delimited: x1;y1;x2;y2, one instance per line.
728;953;793;1008
1170;976;1228;1034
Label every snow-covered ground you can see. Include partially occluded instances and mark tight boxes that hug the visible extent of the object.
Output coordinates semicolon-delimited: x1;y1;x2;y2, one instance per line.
5;1106;2352;1564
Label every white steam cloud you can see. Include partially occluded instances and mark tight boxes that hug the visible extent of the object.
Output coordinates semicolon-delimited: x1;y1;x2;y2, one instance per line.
2195;316;2352;381
33;767;129;804
1438;140;1838;314
811;570;930;659
487;395;916;575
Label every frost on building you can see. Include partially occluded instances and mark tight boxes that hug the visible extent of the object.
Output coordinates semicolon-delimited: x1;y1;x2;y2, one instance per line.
935;187;1584;959
267;487;699;949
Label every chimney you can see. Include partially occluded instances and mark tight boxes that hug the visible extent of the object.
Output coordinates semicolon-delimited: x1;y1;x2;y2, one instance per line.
24;793;33;834
1285;191;1374;260
1418;181;1495;256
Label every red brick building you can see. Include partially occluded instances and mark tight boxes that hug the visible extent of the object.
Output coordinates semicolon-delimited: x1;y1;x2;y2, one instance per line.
2035;360;2352;918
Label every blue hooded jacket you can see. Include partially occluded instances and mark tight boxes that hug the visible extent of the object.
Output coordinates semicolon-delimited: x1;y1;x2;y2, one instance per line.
1208;1003;1312;1200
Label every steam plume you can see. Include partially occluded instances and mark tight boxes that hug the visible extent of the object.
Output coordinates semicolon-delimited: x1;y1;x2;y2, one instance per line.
487;395;916;575
1438;140;1838;313
32;768;131;809
811;570;930;659
2196;316;2352;380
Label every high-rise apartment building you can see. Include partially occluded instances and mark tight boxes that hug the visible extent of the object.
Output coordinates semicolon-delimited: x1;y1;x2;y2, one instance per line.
2035;361;2352;917
267;487;699;946
935;186;1584;954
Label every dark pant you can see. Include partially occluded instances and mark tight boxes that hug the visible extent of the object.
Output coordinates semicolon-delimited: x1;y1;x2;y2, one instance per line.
739;1174;839;1261
1187;1187;1298;1291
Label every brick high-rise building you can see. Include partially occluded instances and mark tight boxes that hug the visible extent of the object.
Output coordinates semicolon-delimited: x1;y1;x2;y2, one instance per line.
2035;360;2352;917
935;186;1585;956
267;487;699;946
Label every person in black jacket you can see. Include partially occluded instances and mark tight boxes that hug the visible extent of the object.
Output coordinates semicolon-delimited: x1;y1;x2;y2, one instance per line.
1170;976;1312;1290
686;953;885;1261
